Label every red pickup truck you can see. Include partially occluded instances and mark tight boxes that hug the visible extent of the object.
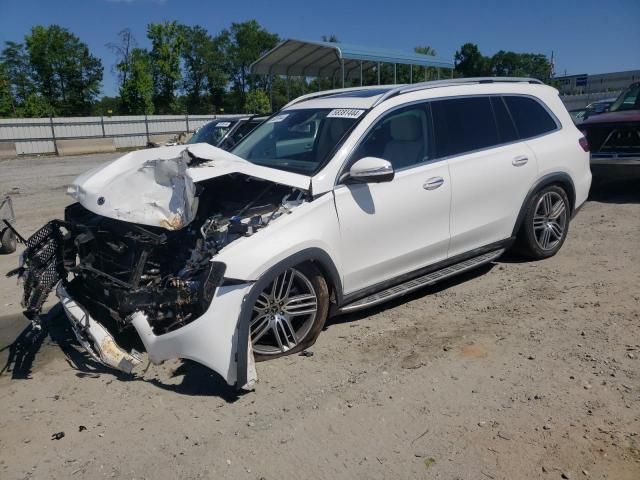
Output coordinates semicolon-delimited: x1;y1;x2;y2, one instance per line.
580;82;640;181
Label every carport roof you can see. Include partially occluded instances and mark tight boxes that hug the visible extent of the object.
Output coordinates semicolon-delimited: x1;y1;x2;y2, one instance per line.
250;39;454;79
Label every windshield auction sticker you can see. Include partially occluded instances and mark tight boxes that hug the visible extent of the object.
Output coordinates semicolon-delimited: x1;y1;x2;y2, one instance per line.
268;114;290;123
216;121;231;127
327;108;365;119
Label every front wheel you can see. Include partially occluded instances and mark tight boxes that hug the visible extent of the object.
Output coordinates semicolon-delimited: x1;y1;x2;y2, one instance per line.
250;263;329;361
516;185;570;260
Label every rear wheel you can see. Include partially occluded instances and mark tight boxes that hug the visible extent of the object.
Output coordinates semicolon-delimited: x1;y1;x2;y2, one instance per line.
516;185;570;259
0;227;17;254
250;263;329;361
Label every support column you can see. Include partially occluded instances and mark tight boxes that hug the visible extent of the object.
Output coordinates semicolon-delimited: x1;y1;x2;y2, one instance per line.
341;59;345;88
377;62;381;85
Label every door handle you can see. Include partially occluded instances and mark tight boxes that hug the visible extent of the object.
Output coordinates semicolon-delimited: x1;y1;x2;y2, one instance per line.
423;176;444;190
512;155;529;166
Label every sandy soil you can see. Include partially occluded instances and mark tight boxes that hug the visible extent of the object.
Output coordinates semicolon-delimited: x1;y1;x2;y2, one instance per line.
0;154;638;480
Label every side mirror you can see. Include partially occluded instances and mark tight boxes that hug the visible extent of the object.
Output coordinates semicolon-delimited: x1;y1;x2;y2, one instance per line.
348;157;394;183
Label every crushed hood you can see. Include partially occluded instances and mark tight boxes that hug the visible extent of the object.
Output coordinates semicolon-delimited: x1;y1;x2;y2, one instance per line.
67;143;311;230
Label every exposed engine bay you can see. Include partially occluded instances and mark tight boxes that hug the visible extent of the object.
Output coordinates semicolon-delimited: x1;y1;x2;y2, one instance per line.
12;173;307;337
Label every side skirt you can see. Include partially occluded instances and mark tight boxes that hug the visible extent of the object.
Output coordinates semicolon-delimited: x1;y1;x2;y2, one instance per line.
337;239;512;314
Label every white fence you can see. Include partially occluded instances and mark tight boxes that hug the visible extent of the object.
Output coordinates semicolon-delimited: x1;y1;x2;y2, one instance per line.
0;114;245;156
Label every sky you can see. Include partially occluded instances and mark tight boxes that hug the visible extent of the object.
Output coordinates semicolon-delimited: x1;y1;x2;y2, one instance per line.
1;0;639;97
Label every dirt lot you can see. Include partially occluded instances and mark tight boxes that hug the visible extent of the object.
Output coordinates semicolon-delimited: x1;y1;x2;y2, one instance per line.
0;154;638;480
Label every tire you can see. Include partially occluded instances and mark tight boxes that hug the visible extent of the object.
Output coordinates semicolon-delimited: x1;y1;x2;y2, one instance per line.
516;185;570;260
250;263;329;362
0;227;17;254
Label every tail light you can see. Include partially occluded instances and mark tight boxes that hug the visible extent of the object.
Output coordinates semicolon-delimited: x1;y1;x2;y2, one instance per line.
578;136;589;152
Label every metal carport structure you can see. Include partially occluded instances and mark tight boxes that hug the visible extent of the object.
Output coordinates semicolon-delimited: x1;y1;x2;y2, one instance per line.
250;39;454;90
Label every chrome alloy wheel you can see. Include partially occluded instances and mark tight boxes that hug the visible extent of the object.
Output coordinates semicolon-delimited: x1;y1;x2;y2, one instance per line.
250;268;318;356
533;191;567;251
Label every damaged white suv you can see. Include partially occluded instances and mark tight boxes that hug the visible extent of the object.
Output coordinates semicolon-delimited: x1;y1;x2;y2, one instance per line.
13;78;591;388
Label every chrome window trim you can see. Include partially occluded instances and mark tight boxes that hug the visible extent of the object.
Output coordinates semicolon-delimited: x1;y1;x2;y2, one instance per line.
334;99;439;186
332;93;562;186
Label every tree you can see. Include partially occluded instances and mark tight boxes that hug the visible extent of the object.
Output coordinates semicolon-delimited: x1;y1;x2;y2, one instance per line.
206;31;231;113
244;89;271;114
20;92;52;117
1;41;34;108
413;45;439;82
0;63;16;116
454;43;489;77
224;20;279;111
147;21;183;113
180;25;228;113
107;28;137;90
25;25;103;115
321;34;339;43
119;48;154;115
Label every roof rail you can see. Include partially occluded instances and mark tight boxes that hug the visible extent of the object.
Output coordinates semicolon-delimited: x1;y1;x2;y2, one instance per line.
283;85;393;109
371;77;545;107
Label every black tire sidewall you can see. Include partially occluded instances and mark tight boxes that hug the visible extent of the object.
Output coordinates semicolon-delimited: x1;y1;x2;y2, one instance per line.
253;262;329;362
521;185;570;260
0;228;17;254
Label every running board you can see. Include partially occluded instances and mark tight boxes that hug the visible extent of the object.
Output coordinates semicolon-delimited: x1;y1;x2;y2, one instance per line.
339;249;504;313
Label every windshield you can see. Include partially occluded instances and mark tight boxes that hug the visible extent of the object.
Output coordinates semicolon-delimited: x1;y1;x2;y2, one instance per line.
187;120;236;146
231;108;361;175
609;84;640;112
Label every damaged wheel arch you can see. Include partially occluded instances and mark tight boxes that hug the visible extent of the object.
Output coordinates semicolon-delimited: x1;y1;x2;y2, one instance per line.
235;247;341;388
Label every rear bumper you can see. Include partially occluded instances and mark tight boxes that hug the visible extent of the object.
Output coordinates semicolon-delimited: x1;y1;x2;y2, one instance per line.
57;281;257;388
590;157;640;180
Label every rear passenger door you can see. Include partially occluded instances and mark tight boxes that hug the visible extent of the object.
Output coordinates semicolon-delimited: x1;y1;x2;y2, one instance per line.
431;96;538;257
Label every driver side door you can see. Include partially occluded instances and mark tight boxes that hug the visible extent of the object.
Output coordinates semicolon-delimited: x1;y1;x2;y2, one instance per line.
333;102;451;295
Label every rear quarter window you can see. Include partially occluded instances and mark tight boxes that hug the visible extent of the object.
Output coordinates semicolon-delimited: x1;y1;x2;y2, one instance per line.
504;96;558;139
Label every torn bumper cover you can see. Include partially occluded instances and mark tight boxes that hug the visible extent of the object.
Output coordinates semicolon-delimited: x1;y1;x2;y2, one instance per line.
10;216;258;389
57;282;257;388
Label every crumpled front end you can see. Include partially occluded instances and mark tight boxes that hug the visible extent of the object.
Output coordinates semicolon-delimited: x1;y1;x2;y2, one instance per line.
10;146;310;388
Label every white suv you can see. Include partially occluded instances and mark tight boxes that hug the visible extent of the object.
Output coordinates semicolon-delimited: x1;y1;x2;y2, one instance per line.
15;78;591;388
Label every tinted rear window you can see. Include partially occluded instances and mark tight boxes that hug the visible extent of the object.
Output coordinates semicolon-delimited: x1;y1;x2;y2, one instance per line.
491;96;519;143
504;96;557;139
431;97;499;157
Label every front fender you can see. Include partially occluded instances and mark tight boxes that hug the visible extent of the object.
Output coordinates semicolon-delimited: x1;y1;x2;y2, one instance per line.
215;192;343;289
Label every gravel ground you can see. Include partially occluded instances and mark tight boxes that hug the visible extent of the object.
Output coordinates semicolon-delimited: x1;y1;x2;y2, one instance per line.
0;153;638;480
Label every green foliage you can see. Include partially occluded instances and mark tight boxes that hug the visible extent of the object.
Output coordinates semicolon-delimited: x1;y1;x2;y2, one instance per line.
108;29;137;91
244;89;271;114
180;25;228;114
25;25;103;115
0;63;16;117
455;43;551;81
1;21;557;118
1;41;35;107
147;21;184;114
454;43;489;77
19;92;52;117
119;48;154;115
224;20;279;110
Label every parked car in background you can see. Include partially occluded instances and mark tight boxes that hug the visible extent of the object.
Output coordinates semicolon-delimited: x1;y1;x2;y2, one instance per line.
584;98;617;118
188;115;267;150
580;82;640;181
569;108;587;125
13;78;590;389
